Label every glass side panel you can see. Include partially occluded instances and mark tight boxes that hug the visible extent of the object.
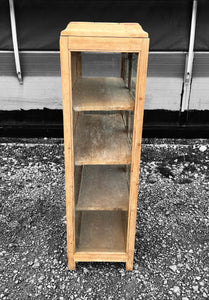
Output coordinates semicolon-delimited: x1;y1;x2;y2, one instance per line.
81;52;121;78
70;51;138;253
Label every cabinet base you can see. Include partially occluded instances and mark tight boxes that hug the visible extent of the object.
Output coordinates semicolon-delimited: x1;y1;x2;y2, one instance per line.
68;252;134;271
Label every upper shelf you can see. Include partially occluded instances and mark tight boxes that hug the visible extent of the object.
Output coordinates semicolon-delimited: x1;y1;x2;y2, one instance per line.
73;77;134;111
61;22;148;38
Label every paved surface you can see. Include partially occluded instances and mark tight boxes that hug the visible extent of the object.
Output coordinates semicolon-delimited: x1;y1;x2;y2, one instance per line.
0;139;209;299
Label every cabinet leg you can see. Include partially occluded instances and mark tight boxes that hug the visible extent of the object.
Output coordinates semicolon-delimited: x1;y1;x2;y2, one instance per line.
68;258;76;270
126;258;133;271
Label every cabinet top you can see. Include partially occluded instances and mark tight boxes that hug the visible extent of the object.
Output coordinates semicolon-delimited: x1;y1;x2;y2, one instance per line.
61;22;148;38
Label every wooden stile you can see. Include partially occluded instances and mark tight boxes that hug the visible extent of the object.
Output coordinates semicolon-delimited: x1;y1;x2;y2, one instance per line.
60;22;149;270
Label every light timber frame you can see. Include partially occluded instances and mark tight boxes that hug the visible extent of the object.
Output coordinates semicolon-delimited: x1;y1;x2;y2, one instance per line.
60;22;149;271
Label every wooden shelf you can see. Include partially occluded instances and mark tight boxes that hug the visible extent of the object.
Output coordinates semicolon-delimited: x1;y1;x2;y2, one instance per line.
76;165;129;211
74;113;131;165
73;77;134;111
76;211;127;252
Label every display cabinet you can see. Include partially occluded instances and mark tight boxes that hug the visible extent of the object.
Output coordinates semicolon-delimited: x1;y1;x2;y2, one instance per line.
60;22;149;270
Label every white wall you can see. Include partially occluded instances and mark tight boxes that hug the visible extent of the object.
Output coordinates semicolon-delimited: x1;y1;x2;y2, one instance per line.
0;52;187;111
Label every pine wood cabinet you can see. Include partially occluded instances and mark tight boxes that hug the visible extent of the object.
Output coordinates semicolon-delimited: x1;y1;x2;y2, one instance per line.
60;22;149;270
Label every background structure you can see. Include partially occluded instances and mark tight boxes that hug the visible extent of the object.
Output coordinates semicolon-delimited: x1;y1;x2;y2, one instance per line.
0;0;209;137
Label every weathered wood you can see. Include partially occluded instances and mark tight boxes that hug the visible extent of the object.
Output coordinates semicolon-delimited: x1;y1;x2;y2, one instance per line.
76;165;129;211
128;54;133;90
127;111;134;143
73;110;79;130
60;38;75;270
71;52;81;88
73;77;134;111
76;211;127;252
75;211;82;252
74;165;83;206
74;252;127;262
60;22;149;270
67;36;144;52
126;39;150;271
74;113;131;165
61;22;148;38
120;53;127;80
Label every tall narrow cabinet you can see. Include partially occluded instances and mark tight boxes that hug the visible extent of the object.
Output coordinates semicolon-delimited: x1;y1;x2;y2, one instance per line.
60;22;149;271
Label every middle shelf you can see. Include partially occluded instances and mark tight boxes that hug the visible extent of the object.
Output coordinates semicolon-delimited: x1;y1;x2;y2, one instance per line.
74;113;132;165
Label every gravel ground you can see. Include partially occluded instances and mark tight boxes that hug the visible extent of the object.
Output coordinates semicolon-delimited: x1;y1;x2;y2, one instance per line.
0;138;209;299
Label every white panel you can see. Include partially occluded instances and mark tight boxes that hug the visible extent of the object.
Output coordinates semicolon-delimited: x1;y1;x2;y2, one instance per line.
189;78;209;110
0;76;62;110
189;53;209;110
0;75;182;111
0;52;185;111
144;53;184;111
145;77;183;110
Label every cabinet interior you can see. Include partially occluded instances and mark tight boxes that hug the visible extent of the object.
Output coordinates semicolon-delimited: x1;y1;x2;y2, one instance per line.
72;52;136;254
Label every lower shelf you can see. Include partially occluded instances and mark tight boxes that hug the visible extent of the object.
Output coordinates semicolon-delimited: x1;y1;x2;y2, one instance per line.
75;211;127;253
76;165;129;211
74;252;127;262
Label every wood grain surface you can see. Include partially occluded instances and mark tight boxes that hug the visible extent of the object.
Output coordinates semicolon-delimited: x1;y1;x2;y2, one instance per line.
74;113;131;165
76;165;129;211
73;77;134;111
76;211;127;252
